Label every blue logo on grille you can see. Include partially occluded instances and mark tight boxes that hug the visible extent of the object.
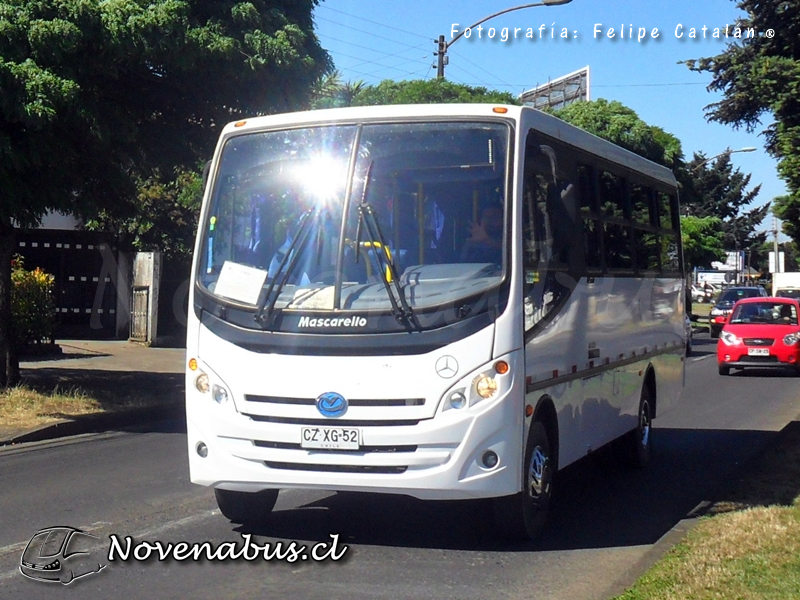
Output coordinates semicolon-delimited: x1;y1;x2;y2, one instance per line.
316;392;348;418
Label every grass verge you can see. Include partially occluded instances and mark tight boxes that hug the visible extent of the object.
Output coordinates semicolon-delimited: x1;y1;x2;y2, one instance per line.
0;384;156;430
615;422;800;600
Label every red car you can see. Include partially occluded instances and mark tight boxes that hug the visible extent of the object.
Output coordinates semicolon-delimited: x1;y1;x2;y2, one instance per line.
717;297;800;376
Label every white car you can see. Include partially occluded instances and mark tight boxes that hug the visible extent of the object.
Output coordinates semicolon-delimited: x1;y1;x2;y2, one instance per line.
692;285;714;303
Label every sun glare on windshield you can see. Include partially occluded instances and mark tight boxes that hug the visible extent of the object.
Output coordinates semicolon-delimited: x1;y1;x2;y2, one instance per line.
300;156;347;205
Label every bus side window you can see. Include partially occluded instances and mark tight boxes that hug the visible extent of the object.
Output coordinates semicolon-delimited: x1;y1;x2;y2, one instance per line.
522;135;576;331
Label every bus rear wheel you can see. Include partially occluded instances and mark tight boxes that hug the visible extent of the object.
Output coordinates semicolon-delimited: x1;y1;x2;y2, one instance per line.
215;488;279;525
492;420;553;541
626;385;653;469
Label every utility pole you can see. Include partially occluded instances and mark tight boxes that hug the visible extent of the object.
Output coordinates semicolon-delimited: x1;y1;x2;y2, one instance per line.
435;35;447;78
773;215;781;274
434;0;572;79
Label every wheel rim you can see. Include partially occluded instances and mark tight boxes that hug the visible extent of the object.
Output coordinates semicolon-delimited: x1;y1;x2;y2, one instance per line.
528;446;548;497
639;399;651;449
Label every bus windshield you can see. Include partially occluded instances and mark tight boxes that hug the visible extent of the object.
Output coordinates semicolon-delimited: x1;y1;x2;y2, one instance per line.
197;120;510;327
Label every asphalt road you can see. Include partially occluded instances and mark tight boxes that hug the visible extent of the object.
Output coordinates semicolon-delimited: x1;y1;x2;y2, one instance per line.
1;331;798;599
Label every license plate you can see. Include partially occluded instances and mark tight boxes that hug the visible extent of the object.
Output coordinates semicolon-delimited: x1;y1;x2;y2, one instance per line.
301;426;360;450
748;348;769;356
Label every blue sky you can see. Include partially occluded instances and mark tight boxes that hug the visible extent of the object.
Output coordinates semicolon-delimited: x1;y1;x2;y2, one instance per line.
312;0;787;232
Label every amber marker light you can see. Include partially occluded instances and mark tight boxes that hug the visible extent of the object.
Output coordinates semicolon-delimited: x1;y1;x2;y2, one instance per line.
234;120;247;127
494;360;509;375
492;107;508;114
525;404;534;417
188;358;198;371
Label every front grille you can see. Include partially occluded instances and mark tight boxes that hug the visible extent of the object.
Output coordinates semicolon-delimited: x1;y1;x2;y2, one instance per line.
744;338;775;346
242;413;421;427
254;440;417;453
265;461;407;474
246;395;425;407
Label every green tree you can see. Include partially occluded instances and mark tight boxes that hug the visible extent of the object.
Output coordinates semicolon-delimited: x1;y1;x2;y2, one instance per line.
552;99;684;171
683;0;800;248
772;194;800;251
0;0;331;386
680;215;727;271
349;79;521;106
684;152;768;267
88;167;205;267
310;70;367;109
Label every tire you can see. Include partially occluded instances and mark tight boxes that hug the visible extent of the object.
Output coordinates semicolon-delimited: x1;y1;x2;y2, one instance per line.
626;385;653;469
492;420;553;541
718;365;730;376
686;341;692;357
710;328;719;339
215;488;279;525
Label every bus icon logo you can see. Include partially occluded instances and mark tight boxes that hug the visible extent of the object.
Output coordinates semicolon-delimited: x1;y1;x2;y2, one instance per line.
316;392;348;418
20;526;106;585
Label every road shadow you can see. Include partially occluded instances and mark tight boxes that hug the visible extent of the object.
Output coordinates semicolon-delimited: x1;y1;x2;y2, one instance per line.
706;420;800;512
689;336;717;354
20;350;113;363
16;367;186;436
232;426;779;552
724;367;800;378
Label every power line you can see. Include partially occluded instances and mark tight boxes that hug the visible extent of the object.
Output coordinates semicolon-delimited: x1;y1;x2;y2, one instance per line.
317;4;431;41
323;34;429;72
444;80;712;90
446;48;517;90
594;82;710;88
316;15;431;54
331;49;430;79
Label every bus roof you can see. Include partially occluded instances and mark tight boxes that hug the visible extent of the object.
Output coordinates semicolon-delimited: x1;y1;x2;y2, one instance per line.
220;104;678;189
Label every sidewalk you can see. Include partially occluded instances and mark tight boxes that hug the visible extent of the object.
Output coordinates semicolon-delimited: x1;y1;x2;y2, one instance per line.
0;340;186;446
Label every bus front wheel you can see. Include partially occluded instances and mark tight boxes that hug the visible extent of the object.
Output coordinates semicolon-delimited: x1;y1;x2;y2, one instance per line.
215;488;279;525
492;420;553;541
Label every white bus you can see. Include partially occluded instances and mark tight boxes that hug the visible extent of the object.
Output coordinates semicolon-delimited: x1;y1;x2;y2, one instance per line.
186;104;686;540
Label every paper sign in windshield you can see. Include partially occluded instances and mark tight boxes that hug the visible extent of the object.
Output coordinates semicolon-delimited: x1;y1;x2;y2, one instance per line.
214;261;267;305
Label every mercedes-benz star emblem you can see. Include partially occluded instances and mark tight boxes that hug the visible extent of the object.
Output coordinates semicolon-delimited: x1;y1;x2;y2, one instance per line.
435;355;458;379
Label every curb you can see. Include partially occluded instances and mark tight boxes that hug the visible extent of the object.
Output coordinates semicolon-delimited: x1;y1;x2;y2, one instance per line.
603;415;800;598
0;402;185;446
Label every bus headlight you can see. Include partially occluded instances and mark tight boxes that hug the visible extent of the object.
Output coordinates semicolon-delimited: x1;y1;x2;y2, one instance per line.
449;390;467;409
474;374;498;399
212;384;230;404
195;373;210;393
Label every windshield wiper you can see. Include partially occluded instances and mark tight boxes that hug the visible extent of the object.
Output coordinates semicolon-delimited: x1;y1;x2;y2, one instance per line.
357;201;417;329
254;208;318;328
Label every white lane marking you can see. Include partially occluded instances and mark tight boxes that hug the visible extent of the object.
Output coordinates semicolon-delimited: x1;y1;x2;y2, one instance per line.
690;354;714;363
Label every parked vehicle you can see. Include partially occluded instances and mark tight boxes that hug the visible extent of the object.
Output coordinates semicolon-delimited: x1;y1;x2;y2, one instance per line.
717;297;800;376
709;286;768;338
772;272;800;297
693;283;719;303
691;286;706;303
775;288;800;299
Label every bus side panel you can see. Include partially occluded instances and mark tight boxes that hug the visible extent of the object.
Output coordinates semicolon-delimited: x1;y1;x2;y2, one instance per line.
524;275;684;470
